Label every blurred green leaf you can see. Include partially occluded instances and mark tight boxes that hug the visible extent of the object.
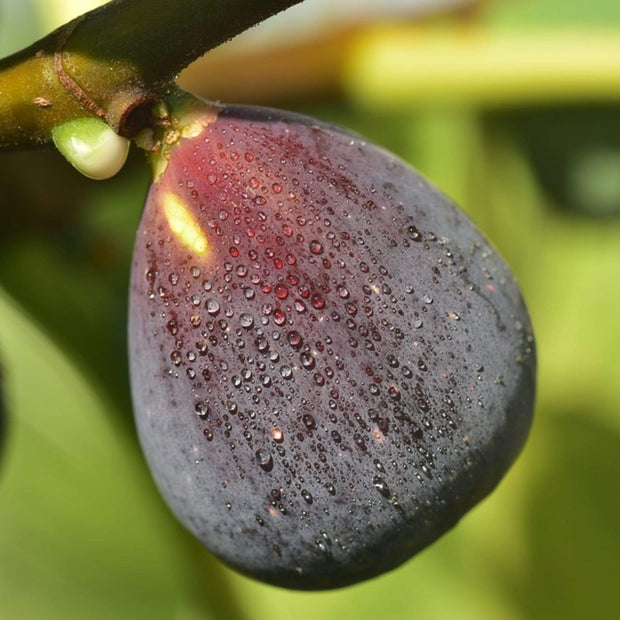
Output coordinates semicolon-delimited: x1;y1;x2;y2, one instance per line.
0;0;43;56
0;154;148;415
510;413;620;620
487;0;620;28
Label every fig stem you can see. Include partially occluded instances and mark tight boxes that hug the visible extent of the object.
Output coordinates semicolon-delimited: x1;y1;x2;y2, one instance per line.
0;0;303;150
137;87;222;180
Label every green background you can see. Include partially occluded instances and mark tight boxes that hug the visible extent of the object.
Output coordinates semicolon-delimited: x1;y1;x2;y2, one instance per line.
0;1;619;618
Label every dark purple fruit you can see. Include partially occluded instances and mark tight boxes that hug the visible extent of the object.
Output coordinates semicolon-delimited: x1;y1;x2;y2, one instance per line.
129;97;535;590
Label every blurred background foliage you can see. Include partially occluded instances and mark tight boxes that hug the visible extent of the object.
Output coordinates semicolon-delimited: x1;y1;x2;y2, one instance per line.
0;0;619;618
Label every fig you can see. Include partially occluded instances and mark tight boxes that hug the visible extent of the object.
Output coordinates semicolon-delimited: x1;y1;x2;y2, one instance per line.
129;93;535;589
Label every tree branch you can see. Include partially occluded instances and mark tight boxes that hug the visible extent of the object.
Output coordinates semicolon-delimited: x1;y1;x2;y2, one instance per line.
0;0;303;150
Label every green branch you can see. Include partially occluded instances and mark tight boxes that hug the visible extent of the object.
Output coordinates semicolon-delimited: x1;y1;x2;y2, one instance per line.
0;0;303;150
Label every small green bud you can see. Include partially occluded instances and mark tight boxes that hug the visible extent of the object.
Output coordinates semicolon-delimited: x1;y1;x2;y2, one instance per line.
52;117;130;180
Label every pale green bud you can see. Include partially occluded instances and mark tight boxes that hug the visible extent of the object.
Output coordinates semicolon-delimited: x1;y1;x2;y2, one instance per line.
52;117;130;180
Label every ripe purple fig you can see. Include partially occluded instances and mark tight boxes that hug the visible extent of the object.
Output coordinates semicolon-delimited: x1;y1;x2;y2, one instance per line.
129;92;535;589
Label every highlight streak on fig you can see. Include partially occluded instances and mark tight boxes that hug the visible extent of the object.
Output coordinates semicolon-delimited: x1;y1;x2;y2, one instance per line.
163;193;208;255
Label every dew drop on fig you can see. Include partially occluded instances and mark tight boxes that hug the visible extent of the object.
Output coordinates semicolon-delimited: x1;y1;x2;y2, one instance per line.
256;449;273;472
206;298;220;316
311;293;325;310
300;352;315;370
195;401;210;419
239;313;254;329
302;414;316;430
273;309;286;326
275;283;289;299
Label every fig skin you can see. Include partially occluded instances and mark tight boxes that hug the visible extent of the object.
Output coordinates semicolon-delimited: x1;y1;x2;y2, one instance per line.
129;102;535;590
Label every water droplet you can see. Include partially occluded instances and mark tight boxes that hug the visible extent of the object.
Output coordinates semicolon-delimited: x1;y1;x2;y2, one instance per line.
206;298;220;316
287;330;303;349
275;283;289;299
345;302;358;316
300;352;315;370
240;313;254;329
309;240;324;255
256;449;273;472
354;433;367;451
280;365;293;380
311;293;325;310
273;309;286;326
195;401;210;419
302;413;316;430
374;459;386;473
301;489;313;504
337;285;350;299
407;225;422;241
387;354;399;368
373;475;391;498
255;336;269;353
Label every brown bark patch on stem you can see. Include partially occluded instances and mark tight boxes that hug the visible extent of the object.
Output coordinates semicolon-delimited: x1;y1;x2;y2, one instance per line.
53;17;108;120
